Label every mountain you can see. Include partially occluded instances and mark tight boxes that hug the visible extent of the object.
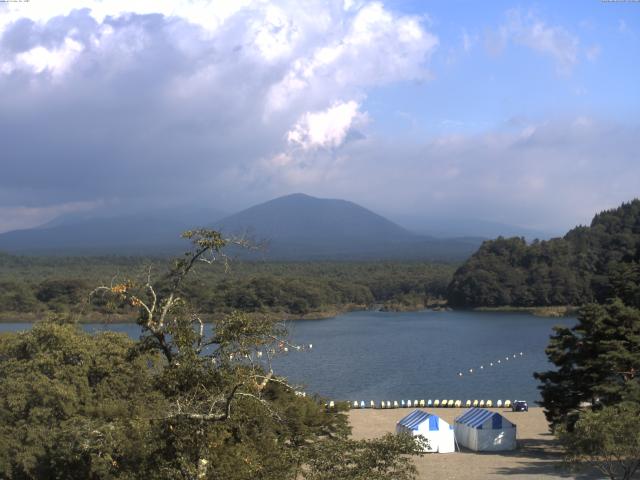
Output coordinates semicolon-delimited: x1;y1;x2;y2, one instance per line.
447;199;640;308
0;207;226;255
392;214;556;241
214;193;481;260
0;194;482;260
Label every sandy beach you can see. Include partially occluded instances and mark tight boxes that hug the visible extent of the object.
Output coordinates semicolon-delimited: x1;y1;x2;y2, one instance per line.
348;407;606;479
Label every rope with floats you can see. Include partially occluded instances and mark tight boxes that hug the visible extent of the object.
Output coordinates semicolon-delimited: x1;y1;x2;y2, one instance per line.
457;352;524;377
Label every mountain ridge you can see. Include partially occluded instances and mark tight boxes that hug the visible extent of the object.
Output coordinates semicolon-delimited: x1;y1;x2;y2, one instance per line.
0;193;481;260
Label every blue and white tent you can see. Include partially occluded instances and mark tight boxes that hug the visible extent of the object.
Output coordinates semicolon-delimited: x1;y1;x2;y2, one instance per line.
396;410;455;453
454;408;516;451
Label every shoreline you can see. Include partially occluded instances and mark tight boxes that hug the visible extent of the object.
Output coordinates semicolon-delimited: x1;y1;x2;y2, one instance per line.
472;305;577;318
0;303;576;323
349;407;600;479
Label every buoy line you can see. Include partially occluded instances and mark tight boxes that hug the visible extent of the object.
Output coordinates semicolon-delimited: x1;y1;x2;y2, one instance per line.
456;352;524;377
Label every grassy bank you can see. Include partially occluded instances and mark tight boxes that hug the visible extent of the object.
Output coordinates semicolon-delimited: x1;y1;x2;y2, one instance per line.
473;305;578;317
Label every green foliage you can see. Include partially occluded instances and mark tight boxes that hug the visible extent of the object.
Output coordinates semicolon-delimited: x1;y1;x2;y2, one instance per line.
0;323;165;479
0;230;424;479
303;433;423;480
535;299;640;430
448;199;640;308
0;256;456;319
559;403;640;480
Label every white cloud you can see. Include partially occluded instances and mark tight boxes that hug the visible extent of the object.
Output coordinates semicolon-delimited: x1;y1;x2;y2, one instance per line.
1;2;635;234
287;100;364;151
236;117;640;231
11;37;84;77
0;1;252;35
489;9;580;74
266;2;438;113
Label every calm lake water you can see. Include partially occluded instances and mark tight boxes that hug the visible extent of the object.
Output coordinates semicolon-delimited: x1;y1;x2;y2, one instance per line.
0;310;574;404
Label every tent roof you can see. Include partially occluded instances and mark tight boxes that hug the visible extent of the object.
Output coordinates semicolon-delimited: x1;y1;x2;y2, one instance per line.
455;408;515;430
397;410;448;431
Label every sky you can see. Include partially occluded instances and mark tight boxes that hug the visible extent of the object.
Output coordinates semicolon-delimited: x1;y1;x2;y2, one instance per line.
0;0;639;234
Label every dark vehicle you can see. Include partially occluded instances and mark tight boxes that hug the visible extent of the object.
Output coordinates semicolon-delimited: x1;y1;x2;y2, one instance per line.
512;400;528;412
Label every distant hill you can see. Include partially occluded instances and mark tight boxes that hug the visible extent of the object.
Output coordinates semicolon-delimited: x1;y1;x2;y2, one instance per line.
0;208;225;255
0;194;482;260
215;193;481;261
393;214;556;240
447;199;640;308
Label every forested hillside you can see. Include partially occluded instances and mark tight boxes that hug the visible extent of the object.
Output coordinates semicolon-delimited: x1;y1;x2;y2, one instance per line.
447;200;640;308
0;255;455;320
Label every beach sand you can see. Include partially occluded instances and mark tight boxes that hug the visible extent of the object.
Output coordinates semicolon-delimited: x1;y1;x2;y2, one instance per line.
348;407;605;479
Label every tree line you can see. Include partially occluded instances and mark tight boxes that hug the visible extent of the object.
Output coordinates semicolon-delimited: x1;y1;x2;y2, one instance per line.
0;256;455;319
447;199;640;308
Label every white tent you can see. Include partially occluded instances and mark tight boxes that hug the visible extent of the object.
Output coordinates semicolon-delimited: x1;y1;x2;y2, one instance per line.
396;410;455;453
454;408;516;451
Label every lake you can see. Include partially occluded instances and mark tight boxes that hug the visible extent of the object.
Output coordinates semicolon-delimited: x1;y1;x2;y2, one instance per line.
0;310;574;404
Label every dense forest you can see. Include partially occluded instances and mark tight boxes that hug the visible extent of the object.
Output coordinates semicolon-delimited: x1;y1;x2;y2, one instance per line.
0;254;455;320
447;200;640;308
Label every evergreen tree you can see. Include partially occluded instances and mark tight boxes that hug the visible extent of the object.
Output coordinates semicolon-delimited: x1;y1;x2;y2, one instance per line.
535;299;640;430
559;402;640;480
